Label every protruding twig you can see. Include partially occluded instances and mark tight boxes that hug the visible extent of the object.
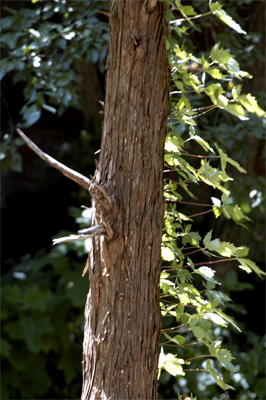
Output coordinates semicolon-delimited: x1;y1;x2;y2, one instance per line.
17;128;93;191
52;224;105;245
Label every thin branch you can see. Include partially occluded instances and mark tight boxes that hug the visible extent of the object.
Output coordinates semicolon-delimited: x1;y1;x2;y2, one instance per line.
186;208;213;218
185;354;214;362
17;128;92;192
184;105;217;120
160;341;201;347
181;153;220;159
17;129;114;214
166;200;213;207
183;368;205;372
52;224;105;245
161;325;183;333
185;258;236;268
170;11;212;24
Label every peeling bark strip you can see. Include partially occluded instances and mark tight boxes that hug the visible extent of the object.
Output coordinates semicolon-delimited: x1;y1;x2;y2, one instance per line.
82;1;169;399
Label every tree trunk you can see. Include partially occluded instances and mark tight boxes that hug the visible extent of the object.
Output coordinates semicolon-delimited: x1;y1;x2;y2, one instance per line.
82;1;169;399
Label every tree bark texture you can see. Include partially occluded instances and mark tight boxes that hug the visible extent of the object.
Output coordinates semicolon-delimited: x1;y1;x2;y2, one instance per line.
82;1;169;399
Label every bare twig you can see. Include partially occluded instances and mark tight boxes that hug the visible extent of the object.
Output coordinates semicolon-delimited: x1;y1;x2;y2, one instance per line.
17;128;93;191
52;224;105;245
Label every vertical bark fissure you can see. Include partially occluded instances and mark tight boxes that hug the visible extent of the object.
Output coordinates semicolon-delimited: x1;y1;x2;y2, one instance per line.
82;1;169;399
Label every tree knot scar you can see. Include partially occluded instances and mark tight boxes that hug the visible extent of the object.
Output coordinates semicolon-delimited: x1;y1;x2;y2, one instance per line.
145;0;158;12
89;179;113;213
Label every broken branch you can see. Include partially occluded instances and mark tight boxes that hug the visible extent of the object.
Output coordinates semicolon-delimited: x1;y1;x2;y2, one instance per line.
16;128;92;192
52;224;105;245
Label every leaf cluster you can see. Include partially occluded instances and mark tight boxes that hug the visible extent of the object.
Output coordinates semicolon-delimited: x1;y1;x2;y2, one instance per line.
159;0;266;394
0;0;108;127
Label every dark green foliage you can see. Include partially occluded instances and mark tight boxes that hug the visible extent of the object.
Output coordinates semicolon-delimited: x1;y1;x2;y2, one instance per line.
1;211;90;399
0;0;108;127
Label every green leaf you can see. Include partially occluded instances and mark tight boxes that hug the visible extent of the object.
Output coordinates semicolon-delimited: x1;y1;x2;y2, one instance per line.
237;94;266;117
223;204;251;226
216;349;236;372
210;3;246;34
196;266;220;285
162;352;186;376
223;103;249;120
181;5;197;17
210;43;231;65
207;68;227;80
180;312;190;325
22;105;41;127
217;146;246;173
203;312;227;327
206;360;235;390
191;326;206;339
164;332;186;345
237;258;266;279
204;83;227;106
161;246;175;261
215;241;238;257
203;230;221;252
216;310;241;332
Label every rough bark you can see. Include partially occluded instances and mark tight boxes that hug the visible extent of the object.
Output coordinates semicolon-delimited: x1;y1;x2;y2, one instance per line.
82;1;169;399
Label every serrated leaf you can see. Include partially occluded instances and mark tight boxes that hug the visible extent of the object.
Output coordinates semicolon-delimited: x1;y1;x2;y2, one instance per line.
223;103;249;120
215;241;237;257
216;349;236;372
223;204;250;226
237;258;266;279
181;5;197;16
217;147;246;173
210;43;231;64
209;2;222;12
237;94;266;117
207;68;227;79
164;332;186;345
205;83;226;105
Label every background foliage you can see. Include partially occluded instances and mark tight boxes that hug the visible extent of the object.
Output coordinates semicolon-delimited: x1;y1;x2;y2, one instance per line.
1;0;265;399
